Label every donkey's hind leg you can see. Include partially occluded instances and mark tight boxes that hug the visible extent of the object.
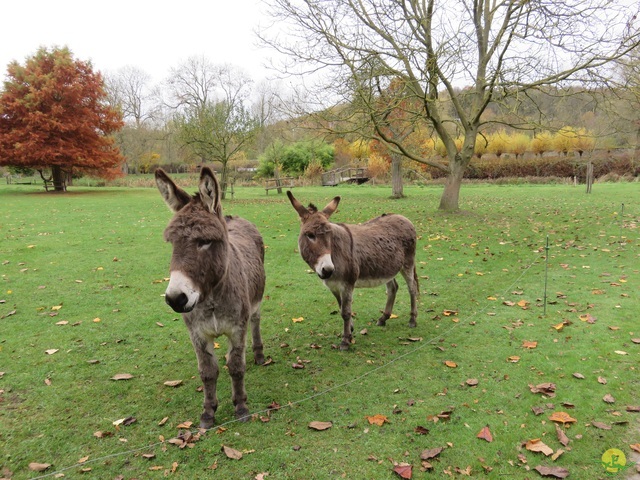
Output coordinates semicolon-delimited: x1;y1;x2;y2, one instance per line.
249;305;265;365
377;279;399;326
401;265;419;327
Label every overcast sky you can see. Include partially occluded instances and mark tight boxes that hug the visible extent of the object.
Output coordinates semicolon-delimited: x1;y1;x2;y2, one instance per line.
0;0;279;85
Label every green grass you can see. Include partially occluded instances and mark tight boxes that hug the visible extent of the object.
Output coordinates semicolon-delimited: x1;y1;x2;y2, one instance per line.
0;181;638;479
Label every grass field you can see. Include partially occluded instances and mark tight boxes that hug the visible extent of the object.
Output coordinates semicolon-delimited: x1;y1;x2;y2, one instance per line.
0;180;638;479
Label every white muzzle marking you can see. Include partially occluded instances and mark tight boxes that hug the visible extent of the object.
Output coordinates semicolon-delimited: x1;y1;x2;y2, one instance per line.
314;253;335;279
165;270;200;311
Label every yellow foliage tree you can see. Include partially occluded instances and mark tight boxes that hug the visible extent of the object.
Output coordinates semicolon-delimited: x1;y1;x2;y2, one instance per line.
553;127;578;155
574;128;596;157
530;131;554;156
487;131;508;158
509;133;531;159
367;152;390;182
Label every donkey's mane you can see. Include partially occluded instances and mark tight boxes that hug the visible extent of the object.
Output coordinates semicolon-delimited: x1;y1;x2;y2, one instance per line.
307;203;318;213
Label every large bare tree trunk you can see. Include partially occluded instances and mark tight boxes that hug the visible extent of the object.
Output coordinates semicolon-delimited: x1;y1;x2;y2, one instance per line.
220;162;229;200
439;158;467;211
391;154;404;198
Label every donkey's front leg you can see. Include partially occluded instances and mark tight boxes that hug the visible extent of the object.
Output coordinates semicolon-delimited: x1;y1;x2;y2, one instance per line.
227;329;249;421
377;279;398;326
249;308;265;365
338;287;354;350
190;334;219;429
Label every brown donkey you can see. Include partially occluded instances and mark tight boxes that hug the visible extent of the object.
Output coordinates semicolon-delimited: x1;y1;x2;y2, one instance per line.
156;167;265;428
287;191;418;350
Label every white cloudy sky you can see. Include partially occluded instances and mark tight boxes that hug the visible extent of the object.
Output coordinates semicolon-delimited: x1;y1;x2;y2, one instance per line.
0;0;280;84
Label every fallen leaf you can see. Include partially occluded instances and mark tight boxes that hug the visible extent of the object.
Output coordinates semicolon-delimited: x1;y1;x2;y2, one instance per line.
158;417;169;426
579;313;596;323
142;453;156;460
553;425;568;447
111;373;133;381
78;456;89;464
507;356;520;363
45;349;59;355
477;426;493;442
419;447;443;460
591;421;611;430
534;465;570;478
630;443;640;453
176;421;193;429
366;414;389;426
393;463;412;479
414;426;429;435
222;445;243;460
292;317;304;323
308;421;332;431
598;376;607;385
614;350;627;355
522;341;537;349
530;383;556;396
549;412;577;424
444;360;457;368
29;463;51;472
164;380;183;387
551;449;565;461
465;378;478;387
51;305;62;311
572;373;585;379
525;439;554;456
603;394;615;404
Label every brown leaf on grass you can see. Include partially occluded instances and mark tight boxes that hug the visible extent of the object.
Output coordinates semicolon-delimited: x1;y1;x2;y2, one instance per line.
366;414;389;426
507;356;520;363
522;341;537;349
534;465;570;478
443;309;458;316
591;421;611;430
176;421;193;429
532;406;545;416
142;453;156;460
222;445;243;460
555;424;569;447
444;360;457;368
626;405;640;412
93;430;113;438
465;378;478;387
598;376;607;385
631;338;640;344
45;349;58;355
529;383;556;397
549;412;576;424
414;426;429;435
111;373;133;381
164;380;183;387
28;463;51;472
393;463;412;479
572;373;585;379
630;443;640;453
525;439;554;456
579;313;596;323
308;421;332;431
477;426;493;442
420;447;444;460
603;394;615;404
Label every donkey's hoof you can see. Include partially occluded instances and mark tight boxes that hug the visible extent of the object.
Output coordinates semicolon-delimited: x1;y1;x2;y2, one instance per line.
235;407;251;422
254;354;266;365
376;319;387;326
408;319;417;328
199;413;216;430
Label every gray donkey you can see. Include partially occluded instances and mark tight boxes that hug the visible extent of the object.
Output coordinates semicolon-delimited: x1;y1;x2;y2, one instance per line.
156;167;265;428
287;191;418;350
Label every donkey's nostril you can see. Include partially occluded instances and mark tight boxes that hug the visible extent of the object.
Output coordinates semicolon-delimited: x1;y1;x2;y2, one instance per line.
320;267;334;279
166;292;190;312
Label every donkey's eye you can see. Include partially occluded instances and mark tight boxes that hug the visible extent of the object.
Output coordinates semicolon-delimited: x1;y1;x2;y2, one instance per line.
197;240;212;250
305;232;316;241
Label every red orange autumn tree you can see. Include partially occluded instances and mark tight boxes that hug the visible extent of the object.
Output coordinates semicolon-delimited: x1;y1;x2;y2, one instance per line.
0;46;124;191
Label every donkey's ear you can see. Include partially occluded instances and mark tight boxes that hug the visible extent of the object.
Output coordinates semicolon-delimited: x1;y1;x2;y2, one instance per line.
287;191;310;221
322;196;341;217
198;167;222;216
155;168;192;212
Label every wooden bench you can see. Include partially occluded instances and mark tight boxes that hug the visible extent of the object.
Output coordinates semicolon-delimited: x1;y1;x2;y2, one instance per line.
5;175;36;185
265;177;295;194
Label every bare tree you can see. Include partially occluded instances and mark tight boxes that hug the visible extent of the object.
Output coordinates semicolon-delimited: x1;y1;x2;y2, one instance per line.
261;0;640;210
105;66;163;174
167;58;258;198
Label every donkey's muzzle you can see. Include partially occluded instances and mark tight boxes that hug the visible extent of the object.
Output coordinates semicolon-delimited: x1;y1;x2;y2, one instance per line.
319;266;334;279
165;292;193;313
